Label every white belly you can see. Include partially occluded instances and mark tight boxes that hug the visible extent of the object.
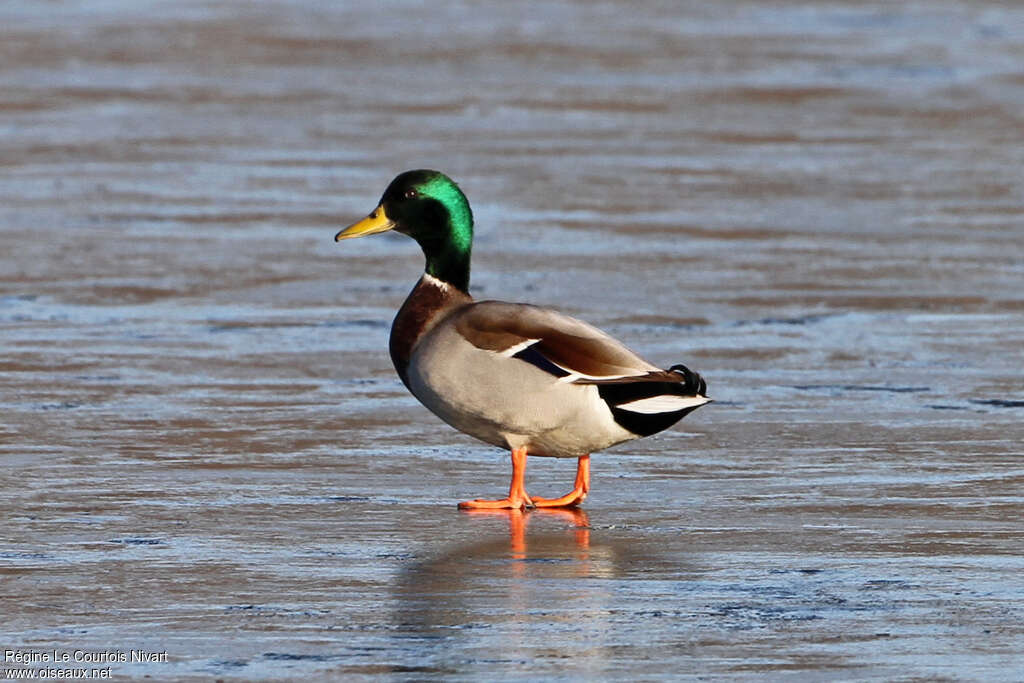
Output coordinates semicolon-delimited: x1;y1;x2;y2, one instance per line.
405;323;636;457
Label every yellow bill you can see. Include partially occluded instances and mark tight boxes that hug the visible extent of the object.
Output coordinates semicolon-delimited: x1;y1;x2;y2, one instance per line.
335;205;395;241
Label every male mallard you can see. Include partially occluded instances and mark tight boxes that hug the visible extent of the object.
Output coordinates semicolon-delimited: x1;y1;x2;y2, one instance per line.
336;170;710;509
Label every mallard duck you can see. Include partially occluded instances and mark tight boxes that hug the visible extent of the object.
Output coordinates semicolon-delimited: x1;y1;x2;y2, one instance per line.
335;170;710;509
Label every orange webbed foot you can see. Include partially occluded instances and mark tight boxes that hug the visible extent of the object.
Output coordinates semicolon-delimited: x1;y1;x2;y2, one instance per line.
529;488;586;508
456;451;591;510
457;494;533;510
457;447;533;510
529;454;590;508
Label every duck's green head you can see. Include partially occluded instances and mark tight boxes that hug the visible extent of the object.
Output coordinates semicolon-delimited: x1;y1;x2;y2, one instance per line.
336;170;474;292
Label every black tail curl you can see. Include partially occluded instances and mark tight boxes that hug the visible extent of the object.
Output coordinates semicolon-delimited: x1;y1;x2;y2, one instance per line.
669;363;708;397
597;363;710;437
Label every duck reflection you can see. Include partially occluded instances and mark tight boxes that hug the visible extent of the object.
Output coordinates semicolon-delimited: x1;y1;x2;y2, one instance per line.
460;507;592;567
392;508;624;673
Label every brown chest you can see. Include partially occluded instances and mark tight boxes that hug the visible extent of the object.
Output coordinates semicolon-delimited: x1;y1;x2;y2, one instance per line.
388;276;470;387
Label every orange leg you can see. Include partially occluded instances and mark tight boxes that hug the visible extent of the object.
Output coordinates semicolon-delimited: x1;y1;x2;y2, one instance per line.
531;455;590;508
458;447;533;510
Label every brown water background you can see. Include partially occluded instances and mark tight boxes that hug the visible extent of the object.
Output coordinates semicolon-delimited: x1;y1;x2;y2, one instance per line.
2;1;1023;680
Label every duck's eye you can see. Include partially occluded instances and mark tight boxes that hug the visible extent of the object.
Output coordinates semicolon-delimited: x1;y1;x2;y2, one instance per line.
404;189;418;199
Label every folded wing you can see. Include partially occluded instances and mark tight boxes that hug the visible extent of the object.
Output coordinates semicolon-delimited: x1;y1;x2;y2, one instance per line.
453;301;710;436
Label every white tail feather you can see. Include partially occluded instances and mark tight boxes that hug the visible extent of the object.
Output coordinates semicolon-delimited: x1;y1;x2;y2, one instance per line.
616;395;710;414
